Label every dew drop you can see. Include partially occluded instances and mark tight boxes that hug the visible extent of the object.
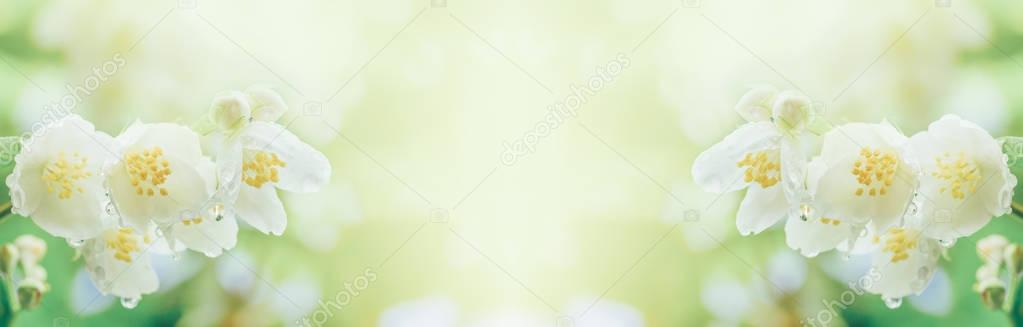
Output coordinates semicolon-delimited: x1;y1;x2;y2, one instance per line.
209;203;225;221
93;266;106;280
938;239;956;248
105;202;117;215
120;296;140;309
906;202;919;216
883;296;903;309
67;239;85;247
799;204;814;221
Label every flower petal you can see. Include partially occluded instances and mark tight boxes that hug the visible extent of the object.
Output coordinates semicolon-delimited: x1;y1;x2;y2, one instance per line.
734;86;776;123
864;238;941;299
784;216;856;257
246;86;288;122
210;91;252;131
779;138;808;204
234;184;287;235
771;91;813;133
82;228;159;299
174;215;239;257
242;122;330;193
692;122;780;193
736;183;787;235
116;122;203;165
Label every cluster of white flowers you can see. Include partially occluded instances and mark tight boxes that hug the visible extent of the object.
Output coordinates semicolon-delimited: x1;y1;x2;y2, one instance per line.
5;87;330;306
693;86;1018;305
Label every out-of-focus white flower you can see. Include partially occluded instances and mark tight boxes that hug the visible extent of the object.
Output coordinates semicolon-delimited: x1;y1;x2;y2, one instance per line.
564;297;645;327
977;234;1010;265
796;121;916;254
6;115;116;240
905;115;1016;241
81;225;159;300
207;87;330;235
14;235;46;268
379;296;459;327
107;122;212;230
692;87;814;235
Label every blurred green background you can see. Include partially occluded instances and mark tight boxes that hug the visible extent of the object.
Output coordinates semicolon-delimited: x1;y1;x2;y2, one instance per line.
2;0;1023;326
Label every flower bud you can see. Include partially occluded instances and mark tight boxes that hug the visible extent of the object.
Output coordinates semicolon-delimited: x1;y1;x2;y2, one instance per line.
0;244;18;275
771;91;813;132
976;264;1000;286
14;235;45;268
978;234;1009;265
210;91;252;131
734;86;776;123
1005;244;1023;276
978;279;1007;310
246;86;287;122
16;279;45;310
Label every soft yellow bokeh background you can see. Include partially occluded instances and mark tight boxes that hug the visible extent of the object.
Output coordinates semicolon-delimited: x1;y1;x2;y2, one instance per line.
2;0;1023;326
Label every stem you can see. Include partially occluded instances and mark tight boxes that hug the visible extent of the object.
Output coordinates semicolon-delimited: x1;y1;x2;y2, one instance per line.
1013;202;1023;220
0;267;17;327
0;203;12;226
1010;278;1023;327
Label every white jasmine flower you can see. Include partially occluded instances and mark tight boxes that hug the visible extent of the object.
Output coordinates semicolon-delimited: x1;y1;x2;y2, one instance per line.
862;218;943;300
905;115;1016;241
787;121;924;257
80;225;159;300
6;115;116;240
207;87;330;235
692;88;814;235
807;121;916;234
107;122;213;230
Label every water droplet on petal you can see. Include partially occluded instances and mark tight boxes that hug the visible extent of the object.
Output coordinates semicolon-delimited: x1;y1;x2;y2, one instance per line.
105;202;116;215
883;296;903;309
67;239;85;247
799;204;814;221
120;296;140;309
906;202;919;216
938;239;956;248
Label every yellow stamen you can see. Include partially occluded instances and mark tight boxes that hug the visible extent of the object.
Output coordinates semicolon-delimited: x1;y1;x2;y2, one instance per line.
932;151;981;200
105;228;142;263
243;151;287;188
125;146;173;197
736;150;780;188
852;146;899;197
882;227;919;263
41;151;93;200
